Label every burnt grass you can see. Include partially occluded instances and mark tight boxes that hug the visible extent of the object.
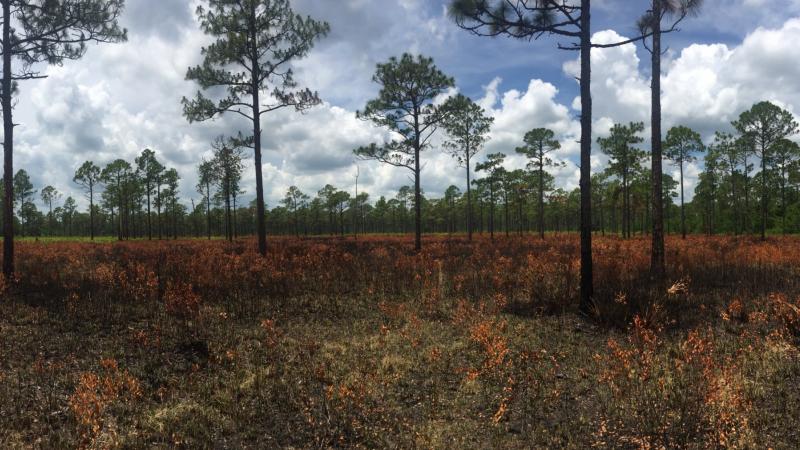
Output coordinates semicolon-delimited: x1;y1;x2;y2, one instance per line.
1;234;799;448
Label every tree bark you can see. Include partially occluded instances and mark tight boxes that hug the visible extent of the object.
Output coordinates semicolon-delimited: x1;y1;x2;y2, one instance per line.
146;187;152;240
781;168;787;234
730;162;739;235
225;187;232;242
744;154;750;234
650;2;666;283
489;182;495;240
539;152;545;239
623;171;628;238
89;184;95;240
156;180;162;239
3;0;15;276
761;142;767;240
579;0;594;314
233;192;238;239
206;182;211;240
466;153;472;241
251;3;267;256
413;108;422;252
117;175;123;241
680;160;686;239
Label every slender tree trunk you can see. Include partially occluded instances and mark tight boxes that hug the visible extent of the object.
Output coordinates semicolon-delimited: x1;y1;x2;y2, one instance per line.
206;182;211;240
744;154;750;234
47;200;52;236
579;1;594;314
680;161;686;239
253;113;267;251
489;183;495;240
131;199;137;239
710;185;717;235
650;5;666;282
156;182;162;239
89;184;95;240
191;198;198;238
413;114;422;252
730;165;739;235
761;145;767;240
117;177;123;241
18;194;24;238
354;175;359;240
339;207;344;236
225;191;232;242
466;153;472;241
664;189;669;234
447;201;453;236
250;10;267;256
623;174;628;238
233;192;238;239
539;155;545;239
3;0;15;276
296;205;301;237
782;171;787;234
146;189;152;240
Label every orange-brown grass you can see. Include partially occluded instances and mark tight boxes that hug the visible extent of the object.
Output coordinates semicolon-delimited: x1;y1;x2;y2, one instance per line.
0;234;798;448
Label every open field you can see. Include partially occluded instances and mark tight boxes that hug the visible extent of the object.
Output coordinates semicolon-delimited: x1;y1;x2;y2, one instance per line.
1;235;799;448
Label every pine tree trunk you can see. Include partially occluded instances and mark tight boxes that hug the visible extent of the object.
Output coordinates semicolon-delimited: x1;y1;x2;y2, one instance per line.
650;3;666;283
414;115;422;252
225;192;232;242
89;185;95;240
250;4;267;255
156;183;162;239
206;183;211;240
489;183;495;240
680;161;686;239
623;174;628;238
147;189;152;240
761;146;767;240
466;153;472;241
2;0;15;276
117;176;123;241
782;172;787;234
579;1;594;314
233;193;238;239
731;165;739;235
744;154;750;234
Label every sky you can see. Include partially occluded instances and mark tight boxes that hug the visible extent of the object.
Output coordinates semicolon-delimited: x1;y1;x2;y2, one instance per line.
11;0;800;211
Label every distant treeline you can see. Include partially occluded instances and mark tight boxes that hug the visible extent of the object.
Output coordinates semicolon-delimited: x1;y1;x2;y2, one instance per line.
8;99;800;240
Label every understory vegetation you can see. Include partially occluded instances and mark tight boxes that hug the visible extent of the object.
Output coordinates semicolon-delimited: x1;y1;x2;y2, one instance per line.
1;235;799;448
